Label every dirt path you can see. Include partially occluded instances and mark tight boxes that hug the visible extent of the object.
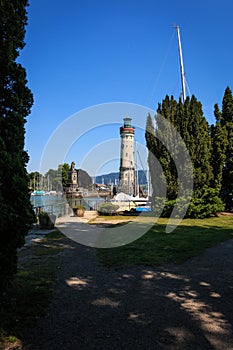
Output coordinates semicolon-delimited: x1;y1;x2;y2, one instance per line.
20;217;233;350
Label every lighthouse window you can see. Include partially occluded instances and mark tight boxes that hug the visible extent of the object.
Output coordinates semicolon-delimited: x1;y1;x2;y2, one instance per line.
126;153;128;157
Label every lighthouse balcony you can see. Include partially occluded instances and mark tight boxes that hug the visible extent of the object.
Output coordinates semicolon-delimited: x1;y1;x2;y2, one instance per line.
120;127;135;134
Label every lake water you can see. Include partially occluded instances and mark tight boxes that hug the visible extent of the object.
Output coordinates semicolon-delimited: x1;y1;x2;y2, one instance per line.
30;194;104;216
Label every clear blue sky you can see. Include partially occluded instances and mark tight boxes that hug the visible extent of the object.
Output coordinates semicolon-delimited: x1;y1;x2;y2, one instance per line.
20;0;233;175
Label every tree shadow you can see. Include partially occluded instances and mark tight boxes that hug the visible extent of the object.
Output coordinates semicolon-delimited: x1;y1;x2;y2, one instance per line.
20;232;233;350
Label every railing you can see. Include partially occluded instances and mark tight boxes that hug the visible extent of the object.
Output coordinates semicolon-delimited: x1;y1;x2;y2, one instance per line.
33;201;71;218
32;197;105;218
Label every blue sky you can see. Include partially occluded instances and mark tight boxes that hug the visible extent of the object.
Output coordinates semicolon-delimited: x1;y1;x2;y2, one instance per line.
20;0;233;175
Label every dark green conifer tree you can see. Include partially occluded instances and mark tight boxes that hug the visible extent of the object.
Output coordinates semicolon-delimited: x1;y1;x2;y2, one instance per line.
211;104;227;194
146;94;223;218
187;96;213;193
0;0;34;295
156;96;179;200
145;114;162;206
220;87;233;209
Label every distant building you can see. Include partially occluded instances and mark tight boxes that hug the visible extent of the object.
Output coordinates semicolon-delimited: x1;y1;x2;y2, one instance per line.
66;161;79;194
118;117;135;195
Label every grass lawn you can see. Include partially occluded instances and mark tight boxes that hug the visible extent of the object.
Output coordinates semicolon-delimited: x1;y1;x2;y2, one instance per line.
97;216;233;267
0;230;65;349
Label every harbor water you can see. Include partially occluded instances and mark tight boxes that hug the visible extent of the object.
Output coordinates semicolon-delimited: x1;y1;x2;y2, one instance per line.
30;194;104;217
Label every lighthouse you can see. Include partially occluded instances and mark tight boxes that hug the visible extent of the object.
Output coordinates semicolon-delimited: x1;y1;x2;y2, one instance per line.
118;117;135;195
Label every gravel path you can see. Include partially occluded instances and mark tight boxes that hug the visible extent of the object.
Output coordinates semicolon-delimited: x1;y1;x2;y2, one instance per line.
21;218;233;350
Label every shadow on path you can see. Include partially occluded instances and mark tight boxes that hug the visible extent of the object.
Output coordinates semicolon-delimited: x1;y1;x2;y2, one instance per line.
21;236;233;350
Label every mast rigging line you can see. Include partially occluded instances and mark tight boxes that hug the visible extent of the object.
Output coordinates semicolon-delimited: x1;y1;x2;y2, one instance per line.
136;149;147;184
148;30;176;108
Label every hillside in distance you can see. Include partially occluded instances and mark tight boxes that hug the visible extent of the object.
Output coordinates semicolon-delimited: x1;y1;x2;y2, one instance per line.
95;170;147;185
77;168;93;188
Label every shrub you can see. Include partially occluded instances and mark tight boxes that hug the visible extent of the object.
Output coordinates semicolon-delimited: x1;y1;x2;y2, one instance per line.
98;203;119;215
153;188;224;219
73;205;86;210
38;212;56;229
187;188;224;218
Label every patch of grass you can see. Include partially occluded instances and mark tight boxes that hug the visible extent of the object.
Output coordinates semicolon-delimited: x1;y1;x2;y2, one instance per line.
97;216;233;268
0;232;65;347
88;215;135;225
43;230;65;241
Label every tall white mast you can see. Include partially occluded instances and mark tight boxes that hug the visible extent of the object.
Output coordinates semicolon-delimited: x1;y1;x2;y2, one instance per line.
175;25;186;103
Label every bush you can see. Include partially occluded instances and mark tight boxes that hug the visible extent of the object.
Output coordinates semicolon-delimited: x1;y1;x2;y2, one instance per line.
97;203;119;215
73;205;86;210
153;197;175;217
38;212;56;229
187;188;224;218
153;188;224;219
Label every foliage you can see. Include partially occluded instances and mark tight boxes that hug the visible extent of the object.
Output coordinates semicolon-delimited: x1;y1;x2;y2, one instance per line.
38;211;50;218
58;163;70;190
44;163;69;192
28;164;93;192
98;203;119;215
38;211;56;228
44;168;60;191
213;87;233;210
154;188;224;219
187;190;224;218
153;197;176;218
210;119;227;193
0;0;35;296
73;205;86;210
145;94;225;218
27;171;41;190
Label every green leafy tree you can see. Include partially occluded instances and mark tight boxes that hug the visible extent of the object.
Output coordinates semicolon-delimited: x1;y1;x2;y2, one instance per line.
46;163;70;192
28;171;42;190
60;163;70;189
44;169;58;191
0;0;35;295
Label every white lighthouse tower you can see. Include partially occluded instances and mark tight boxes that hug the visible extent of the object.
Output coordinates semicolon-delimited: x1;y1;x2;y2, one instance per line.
118;117;135;195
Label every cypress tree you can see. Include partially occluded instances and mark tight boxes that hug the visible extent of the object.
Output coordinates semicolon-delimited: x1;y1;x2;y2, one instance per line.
187;96;213;193
211;104;227;193
220;87;233;209
146;94;222;218
156;96;179;200
145;113;165;205
145;114;156;196
0;0;34;295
